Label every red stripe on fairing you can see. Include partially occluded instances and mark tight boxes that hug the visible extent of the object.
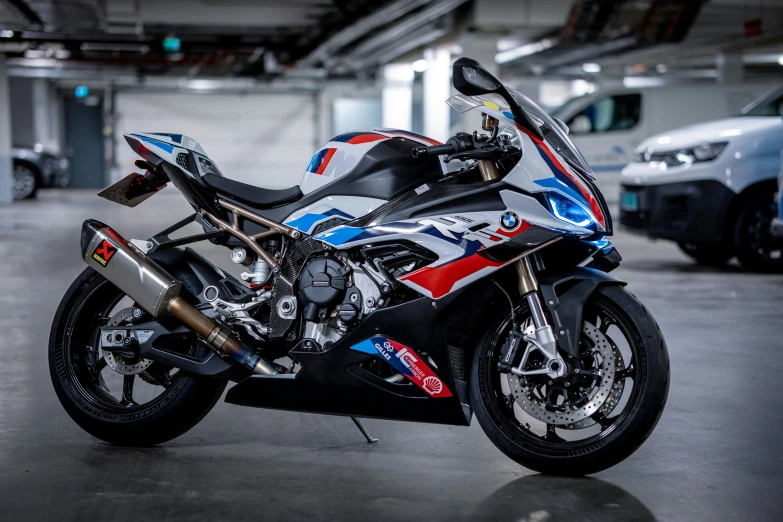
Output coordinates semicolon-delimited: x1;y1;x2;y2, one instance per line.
400;222;532;298
516;124;606;229
400;252;504;299
315;148;336;175
494;222;531;238
347;133;387;144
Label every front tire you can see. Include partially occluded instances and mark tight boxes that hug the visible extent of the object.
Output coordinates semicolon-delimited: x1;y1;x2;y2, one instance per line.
470;285;669;476
49;268;227;446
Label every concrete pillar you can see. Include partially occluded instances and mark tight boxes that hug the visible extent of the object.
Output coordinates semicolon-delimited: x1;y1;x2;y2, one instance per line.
382;63;414;130
422;48;451;142
716;52;744;85
0;56;12;204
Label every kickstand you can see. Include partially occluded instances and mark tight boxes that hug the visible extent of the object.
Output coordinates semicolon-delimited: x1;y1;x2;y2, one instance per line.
351;417;378;443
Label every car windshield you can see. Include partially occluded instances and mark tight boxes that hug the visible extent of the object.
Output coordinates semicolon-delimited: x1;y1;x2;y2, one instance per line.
740;86;783;117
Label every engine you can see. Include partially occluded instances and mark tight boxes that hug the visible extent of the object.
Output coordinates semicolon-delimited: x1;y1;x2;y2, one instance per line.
298;255;359;325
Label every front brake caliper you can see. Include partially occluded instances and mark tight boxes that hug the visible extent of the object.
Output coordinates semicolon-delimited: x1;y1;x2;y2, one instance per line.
497;329;524;374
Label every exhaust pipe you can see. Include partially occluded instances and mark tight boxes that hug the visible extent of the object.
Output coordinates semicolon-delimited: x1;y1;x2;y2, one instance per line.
81;220;278;376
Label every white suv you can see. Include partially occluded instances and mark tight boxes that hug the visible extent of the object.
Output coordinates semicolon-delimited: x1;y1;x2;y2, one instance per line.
619;86;783;272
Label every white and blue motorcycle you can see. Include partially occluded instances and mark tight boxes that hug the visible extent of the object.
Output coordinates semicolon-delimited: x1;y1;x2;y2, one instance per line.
49;58;669;475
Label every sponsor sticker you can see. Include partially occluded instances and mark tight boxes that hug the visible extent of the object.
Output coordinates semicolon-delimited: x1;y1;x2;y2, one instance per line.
414;184;430;195
92;239;118;267
351;336;453;398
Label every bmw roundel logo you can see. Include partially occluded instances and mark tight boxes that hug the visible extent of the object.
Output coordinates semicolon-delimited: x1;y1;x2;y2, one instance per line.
500;211;520;231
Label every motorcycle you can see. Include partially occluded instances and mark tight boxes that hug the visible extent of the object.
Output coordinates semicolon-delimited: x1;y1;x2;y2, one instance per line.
49;58;669;476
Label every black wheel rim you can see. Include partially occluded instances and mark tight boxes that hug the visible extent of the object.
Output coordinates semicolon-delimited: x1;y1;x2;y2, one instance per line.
745;200;782;263
481;295;643;452
13;166;35;199
63;277;194;413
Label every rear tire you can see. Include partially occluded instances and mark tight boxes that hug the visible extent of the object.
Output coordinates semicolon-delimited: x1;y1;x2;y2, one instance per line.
49;268;227;446
677;241;733;266
470;285;669;476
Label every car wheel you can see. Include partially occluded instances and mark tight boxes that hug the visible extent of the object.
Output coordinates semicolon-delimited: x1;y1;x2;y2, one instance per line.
13;163;38;200
733;191;783;273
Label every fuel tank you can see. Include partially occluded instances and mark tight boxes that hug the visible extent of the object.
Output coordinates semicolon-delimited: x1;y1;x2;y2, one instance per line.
299;128;444;196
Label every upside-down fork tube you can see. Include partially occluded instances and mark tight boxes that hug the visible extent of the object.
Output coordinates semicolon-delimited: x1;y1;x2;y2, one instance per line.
80;219;278;375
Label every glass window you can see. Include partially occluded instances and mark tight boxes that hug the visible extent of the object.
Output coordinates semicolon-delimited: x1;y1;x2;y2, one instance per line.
741;87;783;117
566;94;642;134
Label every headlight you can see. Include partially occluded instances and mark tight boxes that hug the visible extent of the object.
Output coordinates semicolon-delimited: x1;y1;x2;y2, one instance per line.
691;141;727;161
547;192;595;229
632;141;727;166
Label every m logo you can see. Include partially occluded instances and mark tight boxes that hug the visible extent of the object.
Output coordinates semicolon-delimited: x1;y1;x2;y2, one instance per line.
92;239;117;267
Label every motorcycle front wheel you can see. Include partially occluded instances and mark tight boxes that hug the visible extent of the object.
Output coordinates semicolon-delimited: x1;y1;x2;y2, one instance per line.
471;285;669;476
49;268;227;446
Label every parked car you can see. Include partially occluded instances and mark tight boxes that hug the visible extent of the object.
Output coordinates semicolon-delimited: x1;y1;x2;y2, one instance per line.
12;145;70;200
771;150;783;238
619;85;783;272
550;83;775;202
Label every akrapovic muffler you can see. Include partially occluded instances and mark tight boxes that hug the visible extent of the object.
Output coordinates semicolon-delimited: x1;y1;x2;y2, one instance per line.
81;219;277;375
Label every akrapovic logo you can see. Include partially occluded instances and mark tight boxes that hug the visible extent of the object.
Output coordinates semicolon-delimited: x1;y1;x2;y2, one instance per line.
92;239;117;267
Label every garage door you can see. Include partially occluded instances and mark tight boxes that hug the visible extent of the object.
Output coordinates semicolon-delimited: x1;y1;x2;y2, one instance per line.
115;92;316;189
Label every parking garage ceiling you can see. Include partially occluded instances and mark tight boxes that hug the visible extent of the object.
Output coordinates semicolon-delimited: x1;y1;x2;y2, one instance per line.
0;0;780;82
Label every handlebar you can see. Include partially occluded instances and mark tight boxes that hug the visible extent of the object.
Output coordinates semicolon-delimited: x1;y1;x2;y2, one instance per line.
411;143;457;158
411;133;477;159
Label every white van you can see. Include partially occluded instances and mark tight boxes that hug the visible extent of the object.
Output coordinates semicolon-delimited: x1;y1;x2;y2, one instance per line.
619;86;783;272
551;84;776;202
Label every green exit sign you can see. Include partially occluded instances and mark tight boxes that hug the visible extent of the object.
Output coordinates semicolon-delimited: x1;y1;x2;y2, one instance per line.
163;36;181;52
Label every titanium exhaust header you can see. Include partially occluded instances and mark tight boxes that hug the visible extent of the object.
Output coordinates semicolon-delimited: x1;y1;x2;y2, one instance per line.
81;220;278;376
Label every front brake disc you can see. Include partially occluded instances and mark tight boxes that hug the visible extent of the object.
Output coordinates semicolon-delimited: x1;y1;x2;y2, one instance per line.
507;321;616;426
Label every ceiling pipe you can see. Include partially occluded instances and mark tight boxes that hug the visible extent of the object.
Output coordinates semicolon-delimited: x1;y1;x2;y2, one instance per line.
297;0;433;68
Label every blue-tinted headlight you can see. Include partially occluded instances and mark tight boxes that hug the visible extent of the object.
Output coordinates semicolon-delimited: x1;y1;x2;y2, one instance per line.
547;192;594;228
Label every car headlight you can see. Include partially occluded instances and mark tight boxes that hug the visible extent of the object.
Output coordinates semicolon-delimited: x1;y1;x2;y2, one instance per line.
547;192;595;229
632;141;727;166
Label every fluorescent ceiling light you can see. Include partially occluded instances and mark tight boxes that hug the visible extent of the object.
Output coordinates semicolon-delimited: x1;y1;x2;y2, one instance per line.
582;63;601;73
623;76;664;88
778;56;783;65
495;38;556;64
412;59;428;72
0;30;14;38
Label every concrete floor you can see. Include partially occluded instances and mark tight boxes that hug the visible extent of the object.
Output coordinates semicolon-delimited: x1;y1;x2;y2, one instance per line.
1;189;782;522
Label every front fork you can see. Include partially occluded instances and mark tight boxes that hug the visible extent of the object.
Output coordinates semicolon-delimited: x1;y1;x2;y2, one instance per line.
506;256;567;379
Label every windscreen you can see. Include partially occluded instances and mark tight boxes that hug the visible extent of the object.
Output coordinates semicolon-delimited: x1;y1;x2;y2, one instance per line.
505;87;595;180
447;90;595;180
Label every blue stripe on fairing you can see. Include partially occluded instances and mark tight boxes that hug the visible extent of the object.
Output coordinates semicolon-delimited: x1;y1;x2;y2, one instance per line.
132;134;175;153
351;339;378;355
306;149;328;173
286;208;354;233
313;226;365;245
149;133;183;144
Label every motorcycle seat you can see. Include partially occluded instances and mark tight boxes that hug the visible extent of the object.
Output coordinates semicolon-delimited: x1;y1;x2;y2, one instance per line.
202;174;302;208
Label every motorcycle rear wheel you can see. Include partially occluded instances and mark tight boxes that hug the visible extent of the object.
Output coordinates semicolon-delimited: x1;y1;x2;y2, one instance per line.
49;268;227;446
471;285;669;476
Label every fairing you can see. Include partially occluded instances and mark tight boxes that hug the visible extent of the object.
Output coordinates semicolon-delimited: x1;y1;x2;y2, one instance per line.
446;94;611;234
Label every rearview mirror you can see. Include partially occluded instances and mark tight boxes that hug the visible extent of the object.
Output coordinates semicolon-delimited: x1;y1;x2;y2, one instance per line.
453;57;502;96
554;117;570;134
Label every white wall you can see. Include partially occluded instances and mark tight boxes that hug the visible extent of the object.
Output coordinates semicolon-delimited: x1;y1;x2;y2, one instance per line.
115;92;316;188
